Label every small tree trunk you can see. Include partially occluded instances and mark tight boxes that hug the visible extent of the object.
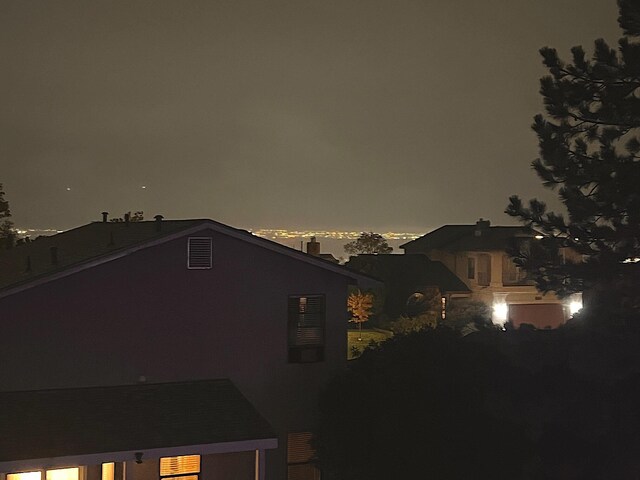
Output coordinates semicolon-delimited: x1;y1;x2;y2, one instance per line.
358;321;362;341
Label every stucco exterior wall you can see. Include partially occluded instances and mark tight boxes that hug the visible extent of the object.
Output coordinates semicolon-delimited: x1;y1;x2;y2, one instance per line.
414;248;569;326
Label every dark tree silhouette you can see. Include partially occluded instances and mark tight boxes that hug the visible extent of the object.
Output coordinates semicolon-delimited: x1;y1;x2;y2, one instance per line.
110;211;144;222
506;0;640;316
317;326;640;478
0;183;15;248
344;232;392;255
316;328;532;479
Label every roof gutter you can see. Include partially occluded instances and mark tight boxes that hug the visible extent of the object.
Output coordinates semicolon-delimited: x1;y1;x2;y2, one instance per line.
0;438;278;472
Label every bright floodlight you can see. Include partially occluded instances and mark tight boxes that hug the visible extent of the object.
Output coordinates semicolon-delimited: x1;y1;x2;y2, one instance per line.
569;300;583;315
493;302;508;324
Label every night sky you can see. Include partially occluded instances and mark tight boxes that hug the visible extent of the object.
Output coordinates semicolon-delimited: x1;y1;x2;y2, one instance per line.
1;1;621;232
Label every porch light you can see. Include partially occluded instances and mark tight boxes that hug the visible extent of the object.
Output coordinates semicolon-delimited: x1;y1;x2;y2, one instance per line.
492;302;508;324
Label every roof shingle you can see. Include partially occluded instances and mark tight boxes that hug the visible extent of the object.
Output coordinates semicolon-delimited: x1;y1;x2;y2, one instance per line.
0;379;276;463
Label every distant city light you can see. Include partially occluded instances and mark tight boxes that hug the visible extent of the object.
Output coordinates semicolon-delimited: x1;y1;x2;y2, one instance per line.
66;187;71;191
251;229;420;241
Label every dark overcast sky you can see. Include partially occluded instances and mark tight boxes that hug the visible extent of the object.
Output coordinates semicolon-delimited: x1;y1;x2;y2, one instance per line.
1;1;621;232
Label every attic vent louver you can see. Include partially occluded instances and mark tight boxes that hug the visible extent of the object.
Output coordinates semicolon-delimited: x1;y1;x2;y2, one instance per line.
187;237;213;269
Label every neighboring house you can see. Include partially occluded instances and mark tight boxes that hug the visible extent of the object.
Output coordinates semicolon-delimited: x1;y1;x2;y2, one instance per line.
345;254;471;319
400;219;583;329
0;215;377;480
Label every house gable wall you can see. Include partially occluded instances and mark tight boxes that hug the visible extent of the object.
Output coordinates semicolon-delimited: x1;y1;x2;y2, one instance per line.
0;227;350;479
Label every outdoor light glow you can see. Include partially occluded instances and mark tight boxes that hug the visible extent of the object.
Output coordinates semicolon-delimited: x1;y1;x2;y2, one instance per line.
569;300;583;315
493;302;508;323
534;235;544;240
568;293;583;316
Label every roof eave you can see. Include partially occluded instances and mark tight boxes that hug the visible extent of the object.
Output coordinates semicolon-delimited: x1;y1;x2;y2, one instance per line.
0;220;382;299
0;438;278;472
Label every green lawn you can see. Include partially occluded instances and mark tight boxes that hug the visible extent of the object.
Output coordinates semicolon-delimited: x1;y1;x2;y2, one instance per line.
348;328;393;360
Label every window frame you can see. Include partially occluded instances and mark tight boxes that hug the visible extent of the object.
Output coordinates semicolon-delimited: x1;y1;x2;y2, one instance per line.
467;257;476;279
287;294;326;364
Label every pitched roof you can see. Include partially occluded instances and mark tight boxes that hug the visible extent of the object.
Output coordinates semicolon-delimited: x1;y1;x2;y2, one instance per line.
400;223;534;252
0;219;380;297
345;254;470;293
0;379;276;465
399;225;476;251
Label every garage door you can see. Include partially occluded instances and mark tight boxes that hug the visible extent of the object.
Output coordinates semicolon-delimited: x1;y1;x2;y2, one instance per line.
509;304;565;329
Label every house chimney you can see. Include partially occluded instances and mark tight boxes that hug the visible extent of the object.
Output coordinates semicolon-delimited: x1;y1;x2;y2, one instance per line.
101;211;109;223
306;236;321;256
50;246;58;265
154;214;164;232
124;212;130;226
475;218;490;236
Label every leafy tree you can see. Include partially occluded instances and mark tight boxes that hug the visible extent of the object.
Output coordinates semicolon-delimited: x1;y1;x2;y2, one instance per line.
506;0;640;317
0;183;15;248
347;290;374;340
344;232;392;255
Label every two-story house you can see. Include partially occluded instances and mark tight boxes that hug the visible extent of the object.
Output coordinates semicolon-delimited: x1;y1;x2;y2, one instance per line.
345;254;471;319
0;215;377;480
400;219;582;329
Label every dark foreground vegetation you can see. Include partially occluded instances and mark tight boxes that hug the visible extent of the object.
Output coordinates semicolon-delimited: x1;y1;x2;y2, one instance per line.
317;320;640;479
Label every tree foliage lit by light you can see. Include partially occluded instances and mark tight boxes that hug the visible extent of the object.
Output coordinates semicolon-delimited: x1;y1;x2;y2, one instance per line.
347;290;375;340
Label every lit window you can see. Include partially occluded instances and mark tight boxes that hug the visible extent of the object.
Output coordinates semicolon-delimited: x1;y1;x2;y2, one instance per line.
288;295;325;363
160;455;200;480
46;469;79;480
102;463;114;480
7;473;42;480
